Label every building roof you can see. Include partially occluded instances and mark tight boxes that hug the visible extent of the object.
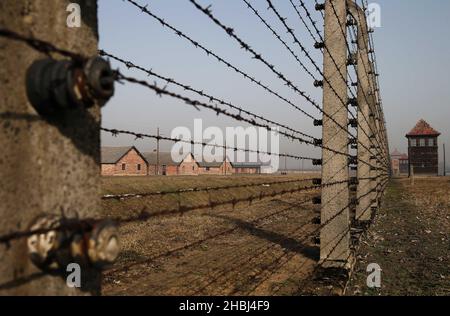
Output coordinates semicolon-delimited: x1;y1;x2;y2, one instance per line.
391;148;402;157
231;162;262;168
142;152;180;166
101;146;135;164
197;161;223;168
406;119;440;137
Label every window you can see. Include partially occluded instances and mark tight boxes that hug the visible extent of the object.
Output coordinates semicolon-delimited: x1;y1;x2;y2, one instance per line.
430;138;437;147
206;167;210;171
410;139;417;147
121;164;126;170
137;164;141;171
192;166;195;171
419;138;425;147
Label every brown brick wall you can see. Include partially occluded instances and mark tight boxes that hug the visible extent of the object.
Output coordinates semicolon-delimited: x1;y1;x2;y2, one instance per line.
178;154;199;175
102;148;148;176
234;167;260;174
408;136;439;175
198;166;222;175
101;164;115;176
222;161;233;175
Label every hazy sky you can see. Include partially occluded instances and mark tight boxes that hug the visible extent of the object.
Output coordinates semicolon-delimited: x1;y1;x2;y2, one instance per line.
98;0;450;168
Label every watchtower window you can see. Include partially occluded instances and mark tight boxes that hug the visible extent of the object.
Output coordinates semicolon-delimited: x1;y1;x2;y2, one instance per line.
419;138;425;147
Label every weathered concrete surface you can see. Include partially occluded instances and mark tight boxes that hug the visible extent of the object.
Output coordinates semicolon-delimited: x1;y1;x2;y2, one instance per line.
0;0;101;295
347;1;375;221
320;0;350;266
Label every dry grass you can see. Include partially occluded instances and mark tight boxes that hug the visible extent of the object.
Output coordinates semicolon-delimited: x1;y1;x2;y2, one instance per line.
347;177;450;295
100;173;323;295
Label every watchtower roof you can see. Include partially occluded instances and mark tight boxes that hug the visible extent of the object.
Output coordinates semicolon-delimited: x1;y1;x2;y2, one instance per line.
406;119;440;137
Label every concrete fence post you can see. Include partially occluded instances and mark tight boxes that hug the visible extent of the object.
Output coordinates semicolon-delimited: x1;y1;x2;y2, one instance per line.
0;0;101;295
370;60;383;207
348;1;373;222
368;62;380;212
320;0;350;267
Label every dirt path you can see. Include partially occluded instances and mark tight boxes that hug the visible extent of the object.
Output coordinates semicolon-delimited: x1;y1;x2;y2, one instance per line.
347;177;450;295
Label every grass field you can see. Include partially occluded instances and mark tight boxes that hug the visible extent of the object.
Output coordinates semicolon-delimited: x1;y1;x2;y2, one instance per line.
100;173;323;295
100;175;450;295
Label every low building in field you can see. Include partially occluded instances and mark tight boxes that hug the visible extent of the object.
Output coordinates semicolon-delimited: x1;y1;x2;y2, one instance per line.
232;162;262;174
399;154;409;174
197;159;234;175
101;147;264;176
391;149;409;176
101;146;148;176
143;152;199;176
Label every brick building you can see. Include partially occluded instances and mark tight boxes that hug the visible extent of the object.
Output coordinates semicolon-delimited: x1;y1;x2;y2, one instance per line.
391;149;409;176
399;154;409;174
406;119;440;176
101;146;148;176
143;152;200;176
197;159;234;175
101;147;263;176
232;162;262;174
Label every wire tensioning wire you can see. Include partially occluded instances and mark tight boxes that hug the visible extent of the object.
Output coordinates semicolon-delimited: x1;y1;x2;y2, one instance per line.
288;0;321;43
193;173;383;294
240;0;319;81
99;50;315;141
187;0;383;171
101;127;319;162
104;195;315;276
186;0;385;171
348;0;389;164
324;0;389;168
121;0;385;171
183;179;387;294
114;72;379;169
0;179;349;246
0;28;83;61
102;177;320;201
266;0;385;166
291;0;388;165
123;0;317;121
188;0;330;126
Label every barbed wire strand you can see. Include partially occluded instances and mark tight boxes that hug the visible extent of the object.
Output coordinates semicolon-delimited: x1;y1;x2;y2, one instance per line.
123;0;318;120
265;0;384;168
102;177;320;201
105;195;315;276
99;50;315;141
187;0;385;172
291;0;389;168
114;72;379;169
0;179;348;246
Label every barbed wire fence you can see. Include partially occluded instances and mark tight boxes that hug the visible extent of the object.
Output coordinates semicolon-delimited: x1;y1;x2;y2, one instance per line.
0;0;389;295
